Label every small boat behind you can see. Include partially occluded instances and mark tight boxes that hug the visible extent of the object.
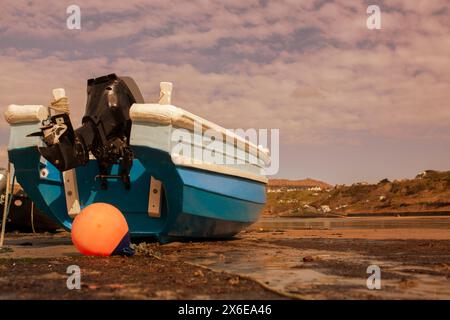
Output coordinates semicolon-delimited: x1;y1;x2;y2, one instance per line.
5;74;270;242
0;184;60;233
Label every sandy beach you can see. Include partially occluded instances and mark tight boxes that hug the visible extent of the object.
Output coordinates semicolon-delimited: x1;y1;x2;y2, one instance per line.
0;216;449;299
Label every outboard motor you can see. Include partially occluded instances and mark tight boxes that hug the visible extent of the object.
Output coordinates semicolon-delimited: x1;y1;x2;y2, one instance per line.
30;74;144;190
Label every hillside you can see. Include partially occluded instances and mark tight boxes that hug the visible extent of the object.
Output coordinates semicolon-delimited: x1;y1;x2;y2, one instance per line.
264;170;450;216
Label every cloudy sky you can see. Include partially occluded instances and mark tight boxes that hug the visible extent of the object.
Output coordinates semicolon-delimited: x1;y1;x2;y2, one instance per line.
1;0;449;184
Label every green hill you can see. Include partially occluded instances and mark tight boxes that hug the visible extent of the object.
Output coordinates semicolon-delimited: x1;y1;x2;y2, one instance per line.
264;170;450;216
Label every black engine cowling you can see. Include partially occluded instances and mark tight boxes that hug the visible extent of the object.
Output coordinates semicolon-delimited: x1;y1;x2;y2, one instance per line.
35;73;144;190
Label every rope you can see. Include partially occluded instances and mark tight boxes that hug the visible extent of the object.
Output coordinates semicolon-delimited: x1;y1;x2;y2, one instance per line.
7;175;15;224
0;166;10;248
0;164;15;248
48;97;70;115
30;201;36;234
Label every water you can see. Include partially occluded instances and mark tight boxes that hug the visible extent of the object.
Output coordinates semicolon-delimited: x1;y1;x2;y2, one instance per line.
158;215;450;299
253;216;450;230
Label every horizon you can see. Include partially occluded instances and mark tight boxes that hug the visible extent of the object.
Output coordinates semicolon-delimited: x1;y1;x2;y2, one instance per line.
1;1;449;184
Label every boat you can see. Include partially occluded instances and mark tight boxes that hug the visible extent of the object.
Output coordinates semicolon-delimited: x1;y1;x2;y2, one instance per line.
0;183;60;233
4;74;270;242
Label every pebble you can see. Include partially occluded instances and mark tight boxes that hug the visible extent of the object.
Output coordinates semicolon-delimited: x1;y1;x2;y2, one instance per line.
302;255;315;262
194;270;205;277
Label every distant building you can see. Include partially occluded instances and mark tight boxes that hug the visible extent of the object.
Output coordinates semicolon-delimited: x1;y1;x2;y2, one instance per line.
320;205;331;213
267;178;331;193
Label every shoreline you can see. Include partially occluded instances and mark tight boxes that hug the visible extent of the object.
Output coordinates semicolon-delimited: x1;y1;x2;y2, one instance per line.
265;211;450;218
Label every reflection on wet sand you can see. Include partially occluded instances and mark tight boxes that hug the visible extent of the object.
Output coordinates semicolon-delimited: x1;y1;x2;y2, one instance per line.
254;216;450;230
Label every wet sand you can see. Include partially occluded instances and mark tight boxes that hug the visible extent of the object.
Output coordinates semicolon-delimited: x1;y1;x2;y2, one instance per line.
0;216;449;299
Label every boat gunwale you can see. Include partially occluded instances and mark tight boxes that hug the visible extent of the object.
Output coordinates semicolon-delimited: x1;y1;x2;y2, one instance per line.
130;103;271;166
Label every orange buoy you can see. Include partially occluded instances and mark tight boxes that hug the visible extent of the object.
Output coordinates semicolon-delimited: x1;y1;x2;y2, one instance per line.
71;203;134;256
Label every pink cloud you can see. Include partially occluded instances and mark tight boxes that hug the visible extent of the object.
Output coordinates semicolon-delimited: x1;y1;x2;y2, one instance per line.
1;0;450;181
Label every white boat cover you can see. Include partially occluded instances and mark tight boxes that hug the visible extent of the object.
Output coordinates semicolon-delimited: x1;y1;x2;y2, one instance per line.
5;104;49;124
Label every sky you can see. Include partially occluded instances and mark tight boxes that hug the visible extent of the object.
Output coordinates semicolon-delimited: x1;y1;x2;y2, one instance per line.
0;0;449;184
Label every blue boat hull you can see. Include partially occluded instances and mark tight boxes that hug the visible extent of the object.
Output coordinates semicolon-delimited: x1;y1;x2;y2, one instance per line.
8;145;266;242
